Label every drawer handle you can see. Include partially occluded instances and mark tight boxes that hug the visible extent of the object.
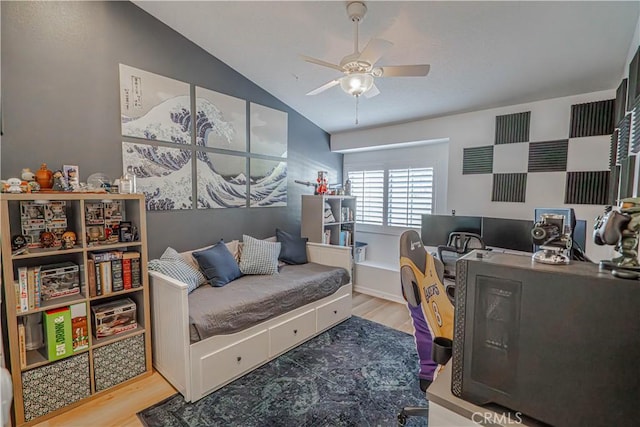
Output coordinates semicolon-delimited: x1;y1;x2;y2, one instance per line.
293;329;298;335
236;356;242;363
333;310;338;314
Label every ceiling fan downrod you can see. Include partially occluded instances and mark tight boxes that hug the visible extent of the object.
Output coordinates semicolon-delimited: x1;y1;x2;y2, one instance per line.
347;1;367;55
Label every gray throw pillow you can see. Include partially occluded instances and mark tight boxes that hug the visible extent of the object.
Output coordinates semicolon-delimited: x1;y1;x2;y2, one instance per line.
193;240;242;287
148;247;207;293
239;235;281;275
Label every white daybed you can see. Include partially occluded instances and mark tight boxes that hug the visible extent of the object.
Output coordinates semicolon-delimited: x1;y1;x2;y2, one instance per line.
149;242;352;402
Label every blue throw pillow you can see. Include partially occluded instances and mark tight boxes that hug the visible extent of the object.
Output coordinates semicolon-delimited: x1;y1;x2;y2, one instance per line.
193;240;242;287
276;228;308;265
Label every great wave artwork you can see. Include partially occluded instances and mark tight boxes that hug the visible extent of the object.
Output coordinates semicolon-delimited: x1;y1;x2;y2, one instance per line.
250;159;287;207
120;64;191;144
250;103;287;158
196;87;246;152
122;142;192;211
197;152;247;209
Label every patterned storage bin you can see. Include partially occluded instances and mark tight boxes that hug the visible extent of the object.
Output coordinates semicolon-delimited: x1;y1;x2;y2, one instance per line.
22;353;90;422
93;334;146;391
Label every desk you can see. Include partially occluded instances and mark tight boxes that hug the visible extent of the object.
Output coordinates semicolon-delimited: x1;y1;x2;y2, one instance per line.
426;362;544;427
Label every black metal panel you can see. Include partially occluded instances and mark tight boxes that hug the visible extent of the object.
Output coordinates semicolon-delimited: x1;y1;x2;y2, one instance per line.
495;112;530;144
528;140;568;172
618;113;632;162
608;165;620;205
631;101;640;154
492;173;527;203
564;171;610;205
619;157;636;200
615;79;628;126
569;99;615;138
463;146;493;174
610;130;619;169
628;46;640;111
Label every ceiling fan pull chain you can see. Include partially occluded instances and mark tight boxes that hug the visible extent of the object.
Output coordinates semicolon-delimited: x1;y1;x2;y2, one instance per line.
355;96;360;125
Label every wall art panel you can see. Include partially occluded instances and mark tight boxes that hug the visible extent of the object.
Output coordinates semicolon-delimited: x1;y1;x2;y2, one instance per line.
249;159;287;207
122;142;192;210
196;152;247;209
250;103;287;157
120;64;191;144
195;87;246;152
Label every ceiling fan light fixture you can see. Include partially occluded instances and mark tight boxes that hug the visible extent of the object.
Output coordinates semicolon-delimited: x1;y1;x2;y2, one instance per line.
340;73;374;97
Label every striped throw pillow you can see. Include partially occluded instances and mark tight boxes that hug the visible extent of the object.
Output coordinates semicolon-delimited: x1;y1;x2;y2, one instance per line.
148;247;207;293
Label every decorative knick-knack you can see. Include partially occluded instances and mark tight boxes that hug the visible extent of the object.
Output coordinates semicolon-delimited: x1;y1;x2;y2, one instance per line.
35;163;53;189
21;168;35;182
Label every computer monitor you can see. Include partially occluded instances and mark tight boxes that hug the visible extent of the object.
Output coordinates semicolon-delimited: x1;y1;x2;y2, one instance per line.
481;217;535;252
421;214;482;247
573;219;587;251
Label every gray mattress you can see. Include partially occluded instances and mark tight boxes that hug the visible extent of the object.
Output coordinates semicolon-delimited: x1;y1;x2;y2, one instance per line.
188;263;350;342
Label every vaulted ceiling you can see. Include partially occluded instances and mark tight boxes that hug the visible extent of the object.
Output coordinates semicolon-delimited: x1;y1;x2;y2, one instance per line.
134;1;639;134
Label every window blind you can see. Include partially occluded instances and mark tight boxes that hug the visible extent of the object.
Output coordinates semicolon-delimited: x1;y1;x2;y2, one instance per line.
387;167;434;227
348;170;384;225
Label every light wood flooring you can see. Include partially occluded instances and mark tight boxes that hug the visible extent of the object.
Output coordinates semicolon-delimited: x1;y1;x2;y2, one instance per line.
33;292;413;427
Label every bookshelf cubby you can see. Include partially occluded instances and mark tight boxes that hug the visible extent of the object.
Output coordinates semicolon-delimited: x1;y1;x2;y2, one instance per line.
301;195;357;252
0;193;152;426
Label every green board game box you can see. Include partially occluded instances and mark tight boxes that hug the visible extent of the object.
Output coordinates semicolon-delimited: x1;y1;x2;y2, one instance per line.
44;307;73;361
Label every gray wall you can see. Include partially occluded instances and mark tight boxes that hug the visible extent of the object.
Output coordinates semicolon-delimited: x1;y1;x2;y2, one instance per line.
1;1;342;258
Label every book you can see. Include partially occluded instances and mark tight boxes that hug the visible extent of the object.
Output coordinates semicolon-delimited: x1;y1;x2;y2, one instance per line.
27;267;35;311
111;259;124;292
122;257;132;290
131;255;141;288
99;261;112;294
33;266;41;309
18;320;27;369
18;266;28;313
44;307;73;361
90;250;123;263
70;303;89;352
87;259;97;297
95;261;102;296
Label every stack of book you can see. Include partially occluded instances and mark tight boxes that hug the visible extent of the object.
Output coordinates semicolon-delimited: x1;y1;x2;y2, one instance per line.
87;251;141;297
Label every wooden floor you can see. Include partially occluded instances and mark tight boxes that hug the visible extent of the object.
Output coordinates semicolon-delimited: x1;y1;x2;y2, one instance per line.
34;292;413;427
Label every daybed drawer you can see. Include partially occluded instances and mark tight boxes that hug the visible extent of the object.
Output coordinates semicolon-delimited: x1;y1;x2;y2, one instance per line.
269;309;315;357
317;294;351;331
198;330;269;394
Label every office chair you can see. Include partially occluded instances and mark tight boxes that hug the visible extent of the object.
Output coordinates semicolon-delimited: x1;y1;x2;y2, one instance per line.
437;232;485;304
398;230;455;426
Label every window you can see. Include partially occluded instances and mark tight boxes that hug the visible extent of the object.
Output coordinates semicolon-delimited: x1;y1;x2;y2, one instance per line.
387;168;434;227
348;167;434;228
348;170;384;225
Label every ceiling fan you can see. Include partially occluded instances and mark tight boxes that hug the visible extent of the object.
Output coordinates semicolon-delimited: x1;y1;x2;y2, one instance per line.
302;1;430;99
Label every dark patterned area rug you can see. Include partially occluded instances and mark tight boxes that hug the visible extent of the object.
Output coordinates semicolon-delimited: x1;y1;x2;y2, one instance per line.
138;316;428;426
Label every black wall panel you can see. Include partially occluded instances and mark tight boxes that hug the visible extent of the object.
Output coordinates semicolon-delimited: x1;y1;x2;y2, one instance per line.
528;140;568;172
463;146;493;174
495;112;530;145
565;171;610;205
569;99;615;138
492;173;527;203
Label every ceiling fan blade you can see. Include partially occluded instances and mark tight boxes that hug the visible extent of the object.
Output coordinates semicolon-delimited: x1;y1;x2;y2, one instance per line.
306;79;340;96
358;38;393;66
364;83;380;98
300;55;344;72
376;64;431;77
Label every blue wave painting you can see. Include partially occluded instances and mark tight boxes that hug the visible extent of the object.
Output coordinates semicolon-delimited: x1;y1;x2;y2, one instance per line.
249;159;287;207
122;142;192;210
197;152;247;209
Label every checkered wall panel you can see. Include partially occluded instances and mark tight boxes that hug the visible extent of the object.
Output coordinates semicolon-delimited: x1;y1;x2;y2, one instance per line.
461;99;614;204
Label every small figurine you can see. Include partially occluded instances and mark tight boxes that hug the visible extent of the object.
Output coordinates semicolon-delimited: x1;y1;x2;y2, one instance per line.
39;231;56;248
21;168;35;182
7;178;23;193
316;171;328;195
11;235;27;252
28;181;41;192
52;170;70;191
35;163;53;189
61;231;77;249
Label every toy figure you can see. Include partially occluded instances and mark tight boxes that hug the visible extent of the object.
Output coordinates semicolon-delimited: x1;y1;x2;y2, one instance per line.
39;231;55;248
7;178;22;193
52;170;70;191
595;198;640;278
61;231;77;250
11;235;27;252
316;171;328;195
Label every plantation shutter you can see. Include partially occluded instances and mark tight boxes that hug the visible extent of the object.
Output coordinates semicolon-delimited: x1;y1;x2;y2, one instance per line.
348;170;384;225
387;167;434;227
